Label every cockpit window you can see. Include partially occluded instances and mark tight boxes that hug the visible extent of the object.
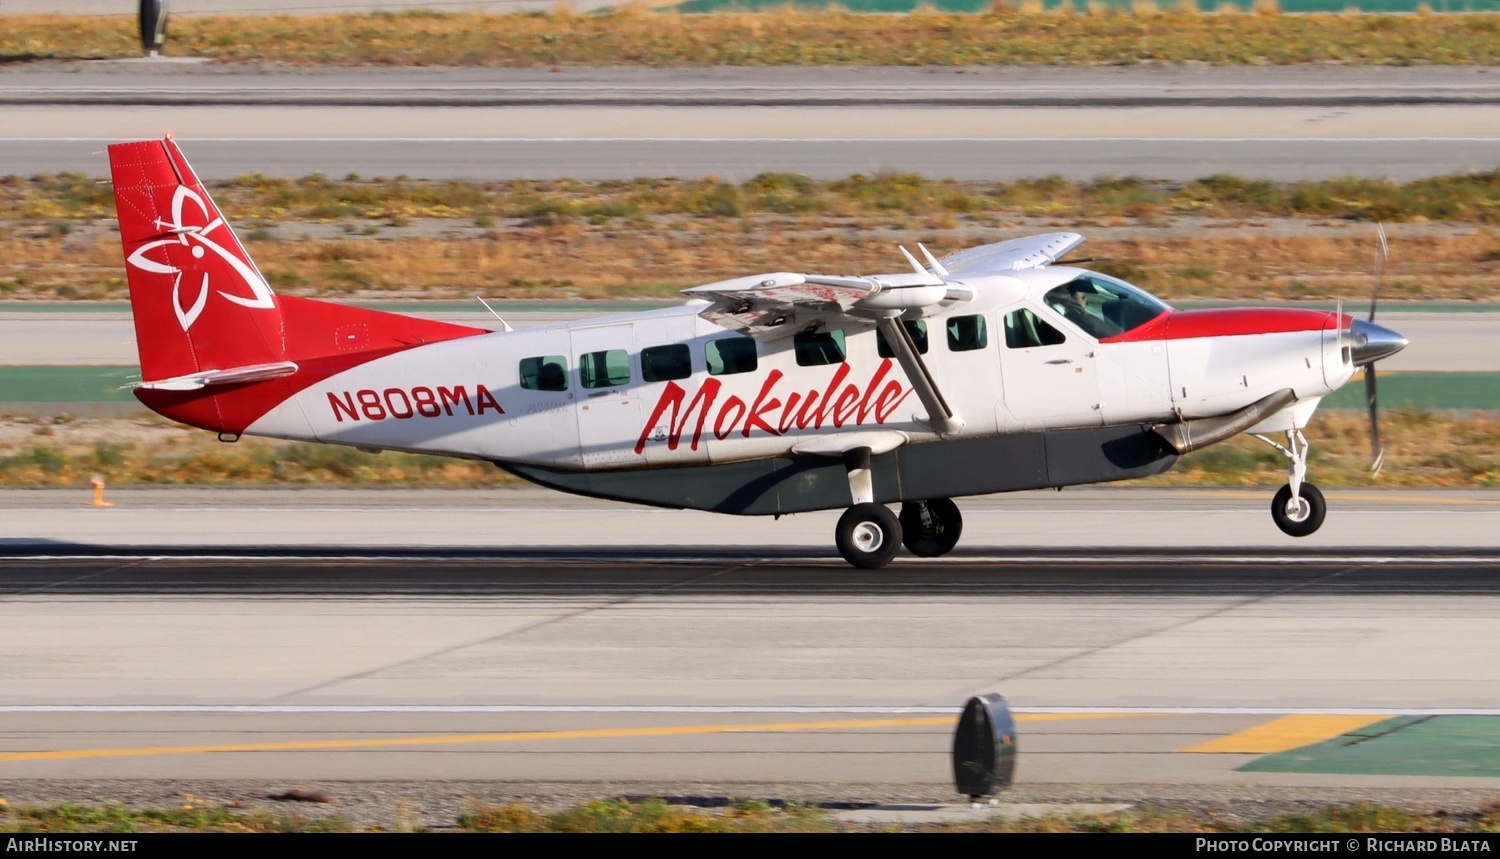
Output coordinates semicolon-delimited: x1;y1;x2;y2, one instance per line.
1043;273;1170;339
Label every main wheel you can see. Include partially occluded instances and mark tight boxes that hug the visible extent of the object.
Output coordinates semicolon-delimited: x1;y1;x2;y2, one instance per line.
900;498;963;557
1271;483;1326;537
835;503;902;569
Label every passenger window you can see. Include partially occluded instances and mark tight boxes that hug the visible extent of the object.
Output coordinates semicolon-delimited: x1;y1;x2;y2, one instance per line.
1003;309;1067;349
794;330;846;366
946;315;988;352
876;320;928;358
641;343;692;383
519;355;568;391
706;337;757;376
579;349;631;389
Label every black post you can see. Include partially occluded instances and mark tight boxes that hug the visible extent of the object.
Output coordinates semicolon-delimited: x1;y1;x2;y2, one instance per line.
952;693;1017;800
139;0;169;57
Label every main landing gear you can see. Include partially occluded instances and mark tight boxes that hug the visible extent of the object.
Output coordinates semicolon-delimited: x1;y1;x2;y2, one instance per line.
834;499;963;569
833;445;964;568
1254;429;1327;538
900;498;964;557
836;503;902;569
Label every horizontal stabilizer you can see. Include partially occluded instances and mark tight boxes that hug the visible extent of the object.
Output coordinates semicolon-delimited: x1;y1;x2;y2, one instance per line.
135;361;299;392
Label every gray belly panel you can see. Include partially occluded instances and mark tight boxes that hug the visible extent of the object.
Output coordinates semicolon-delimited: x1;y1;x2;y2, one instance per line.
500;424;1177;515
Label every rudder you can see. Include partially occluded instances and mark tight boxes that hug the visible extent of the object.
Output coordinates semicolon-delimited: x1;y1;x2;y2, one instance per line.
109;136;286;384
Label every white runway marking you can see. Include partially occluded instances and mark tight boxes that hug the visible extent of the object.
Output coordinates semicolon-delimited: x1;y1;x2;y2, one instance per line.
10;552;1499;565
2;704;1499;716
10;136;1500;143
47;505;1500;515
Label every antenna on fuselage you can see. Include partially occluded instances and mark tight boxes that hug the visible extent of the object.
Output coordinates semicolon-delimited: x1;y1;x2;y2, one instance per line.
475;296;514;332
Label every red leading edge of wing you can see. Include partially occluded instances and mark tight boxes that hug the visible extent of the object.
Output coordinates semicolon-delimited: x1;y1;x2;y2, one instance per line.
1100;308;1346;344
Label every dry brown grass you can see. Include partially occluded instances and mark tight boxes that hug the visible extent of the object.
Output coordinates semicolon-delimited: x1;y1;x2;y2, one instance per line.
4;214;1495;302
3;410;1494;489
4;8;1500;66
6;171;1499;302
1144;410;1500;488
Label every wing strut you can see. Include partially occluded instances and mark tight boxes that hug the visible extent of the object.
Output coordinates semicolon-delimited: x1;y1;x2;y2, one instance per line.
875;316;964;437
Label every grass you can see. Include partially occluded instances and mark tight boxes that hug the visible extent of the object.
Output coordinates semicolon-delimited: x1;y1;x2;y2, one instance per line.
2;796;1498;832
0;799;352;833
459;797;834;832
11;171;1500;226
0;418;511;488
1;410;1494;489
1143;410;1500;488
3;171;1499;302
5;7;1500;66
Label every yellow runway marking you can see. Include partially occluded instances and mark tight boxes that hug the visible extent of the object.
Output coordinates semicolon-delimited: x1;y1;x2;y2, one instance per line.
0;712;1153;764
1181;714;1390;754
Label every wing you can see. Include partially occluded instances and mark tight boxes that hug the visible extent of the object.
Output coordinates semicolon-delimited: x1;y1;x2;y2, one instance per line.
935;232;1084;278
683;234;1083;340
683;271;894;340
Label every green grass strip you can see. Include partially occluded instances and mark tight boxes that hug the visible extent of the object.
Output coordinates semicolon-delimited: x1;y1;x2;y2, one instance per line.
681;0;1493;11
1321;373;1500;411
0;367;139;403
1242;716;1500;778
1;367;1493;410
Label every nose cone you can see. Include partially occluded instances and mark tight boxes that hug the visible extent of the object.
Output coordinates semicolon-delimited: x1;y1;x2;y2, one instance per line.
1349;318;1408;366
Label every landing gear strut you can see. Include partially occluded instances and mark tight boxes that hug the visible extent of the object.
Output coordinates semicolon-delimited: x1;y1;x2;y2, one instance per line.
834;445;902;568
1254;429;1327;537
833;447;967;568
900;498;963;557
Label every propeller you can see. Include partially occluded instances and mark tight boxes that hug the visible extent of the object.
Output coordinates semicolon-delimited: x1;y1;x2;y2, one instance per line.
1352;224;1404;476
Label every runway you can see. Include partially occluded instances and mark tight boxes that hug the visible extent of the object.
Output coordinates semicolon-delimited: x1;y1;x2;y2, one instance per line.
1;487;1498;798
4;57;1500;814
3;67;1498;180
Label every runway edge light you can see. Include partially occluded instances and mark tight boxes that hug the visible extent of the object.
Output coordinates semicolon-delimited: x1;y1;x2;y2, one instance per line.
952;694;1017;801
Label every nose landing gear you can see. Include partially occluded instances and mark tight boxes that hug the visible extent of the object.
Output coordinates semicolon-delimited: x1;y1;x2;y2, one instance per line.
1254;428;1327;537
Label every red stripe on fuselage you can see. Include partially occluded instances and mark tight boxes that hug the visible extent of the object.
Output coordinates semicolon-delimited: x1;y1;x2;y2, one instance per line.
134;296;490;434
1100;308;1344;344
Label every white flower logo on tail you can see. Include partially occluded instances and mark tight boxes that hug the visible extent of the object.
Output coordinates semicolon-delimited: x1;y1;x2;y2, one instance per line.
125;185;275;332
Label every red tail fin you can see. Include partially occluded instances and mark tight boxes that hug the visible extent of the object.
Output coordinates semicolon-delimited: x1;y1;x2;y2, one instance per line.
109;136;285;382
109;136;490;436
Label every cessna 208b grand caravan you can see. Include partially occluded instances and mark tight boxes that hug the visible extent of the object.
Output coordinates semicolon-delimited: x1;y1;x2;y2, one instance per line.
107;136;1409;568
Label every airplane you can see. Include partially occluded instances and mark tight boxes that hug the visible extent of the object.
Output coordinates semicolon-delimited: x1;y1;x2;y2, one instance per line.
105;135;1409;569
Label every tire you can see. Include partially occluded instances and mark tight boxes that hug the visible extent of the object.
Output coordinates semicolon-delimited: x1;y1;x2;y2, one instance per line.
836;503;902;570
900;498;964;557
1271;483;1326;537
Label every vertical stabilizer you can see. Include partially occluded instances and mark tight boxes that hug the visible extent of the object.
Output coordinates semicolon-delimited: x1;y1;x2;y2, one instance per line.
109;136;286;383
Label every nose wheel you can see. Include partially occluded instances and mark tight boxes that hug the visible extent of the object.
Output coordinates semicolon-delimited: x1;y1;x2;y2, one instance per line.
1254;428;1327;537
1271;483;1326;537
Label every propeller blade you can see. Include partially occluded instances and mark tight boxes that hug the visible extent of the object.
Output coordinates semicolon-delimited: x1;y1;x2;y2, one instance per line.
1365;364;1384;476
1369;223;1387;323
1335;296;1344;353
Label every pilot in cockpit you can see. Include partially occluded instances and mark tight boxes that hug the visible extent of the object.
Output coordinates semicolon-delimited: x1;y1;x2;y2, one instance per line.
1051;280;1123;339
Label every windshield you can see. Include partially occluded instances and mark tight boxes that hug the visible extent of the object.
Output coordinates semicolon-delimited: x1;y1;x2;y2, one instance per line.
1043;273;1170;339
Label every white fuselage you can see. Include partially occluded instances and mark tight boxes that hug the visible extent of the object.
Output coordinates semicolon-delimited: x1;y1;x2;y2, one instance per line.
244;267;1356;471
